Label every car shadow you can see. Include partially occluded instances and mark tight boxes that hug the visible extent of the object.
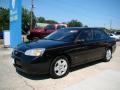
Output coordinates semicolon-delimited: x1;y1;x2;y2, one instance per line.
70;60;102;72
16;70;50;80
16;59;103;80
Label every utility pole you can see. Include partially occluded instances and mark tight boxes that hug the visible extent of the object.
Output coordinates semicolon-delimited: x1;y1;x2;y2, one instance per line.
30;0;34;30
110;20;112;30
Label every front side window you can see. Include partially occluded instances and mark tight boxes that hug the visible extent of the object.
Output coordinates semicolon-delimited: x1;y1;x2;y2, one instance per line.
78;29;93;41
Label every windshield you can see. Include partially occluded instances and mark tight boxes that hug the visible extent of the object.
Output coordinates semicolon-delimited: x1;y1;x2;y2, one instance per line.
44;28;79;42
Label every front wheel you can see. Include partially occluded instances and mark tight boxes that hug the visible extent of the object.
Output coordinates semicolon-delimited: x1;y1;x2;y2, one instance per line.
104;49;112;62
50;56;69;79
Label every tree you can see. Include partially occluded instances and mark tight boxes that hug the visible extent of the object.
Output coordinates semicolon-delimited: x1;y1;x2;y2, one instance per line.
45;20;58;24
37;17;46;23
37;17;58;24
68;20;83;27
0;7;9;31
0;7;36;34
22;8;36;34
0;7;85;34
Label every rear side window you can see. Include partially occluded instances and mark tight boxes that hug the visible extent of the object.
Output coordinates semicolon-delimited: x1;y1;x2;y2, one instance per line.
94;29;108;40
78;29;93;41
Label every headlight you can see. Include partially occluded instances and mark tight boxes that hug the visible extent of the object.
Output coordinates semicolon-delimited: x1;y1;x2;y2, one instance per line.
25;48;45;56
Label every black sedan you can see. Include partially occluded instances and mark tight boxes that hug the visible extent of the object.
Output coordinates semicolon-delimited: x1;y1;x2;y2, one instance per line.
0;31;3;39
12;27;116;78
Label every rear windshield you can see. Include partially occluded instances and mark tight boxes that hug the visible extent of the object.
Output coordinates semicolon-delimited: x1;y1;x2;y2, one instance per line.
57;25;66;29
45;25;55;30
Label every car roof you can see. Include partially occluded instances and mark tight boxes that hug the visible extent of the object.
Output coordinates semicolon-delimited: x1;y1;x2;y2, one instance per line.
65;27;105;30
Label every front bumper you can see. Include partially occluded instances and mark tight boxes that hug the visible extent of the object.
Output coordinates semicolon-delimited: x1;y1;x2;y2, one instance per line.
13;59;50;75
12;50;51;75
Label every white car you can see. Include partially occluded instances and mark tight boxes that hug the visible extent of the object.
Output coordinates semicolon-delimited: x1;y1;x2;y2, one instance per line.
110;33;120;41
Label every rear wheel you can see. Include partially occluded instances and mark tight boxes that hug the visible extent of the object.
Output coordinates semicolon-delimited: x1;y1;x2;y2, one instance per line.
50;56;69;79
104;49;112;62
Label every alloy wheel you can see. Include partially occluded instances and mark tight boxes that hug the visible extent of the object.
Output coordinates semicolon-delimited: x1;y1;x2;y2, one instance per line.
54;59;68;76
106;49;112;61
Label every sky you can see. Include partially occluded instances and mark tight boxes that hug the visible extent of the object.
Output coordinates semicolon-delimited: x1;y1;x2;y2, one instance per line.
0;0;120;29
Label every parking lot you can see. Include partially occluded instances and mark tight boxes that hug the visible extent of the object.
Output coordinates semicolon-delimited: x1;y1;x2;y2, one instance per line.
0;42;120;90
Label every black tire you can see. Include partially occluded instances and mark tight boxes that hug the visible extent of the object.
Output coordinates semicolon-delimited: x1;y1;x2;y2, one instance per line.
50;56;70;79
103;49;112;62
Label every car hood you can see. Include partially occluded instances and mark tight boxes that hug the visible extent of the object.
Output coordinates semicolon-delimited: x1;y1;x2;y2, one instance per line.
16;39;68;52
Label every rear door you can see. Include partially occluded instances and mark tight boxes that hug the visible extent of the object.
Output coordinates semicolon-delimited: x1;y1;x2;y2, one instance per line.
92;29;109;60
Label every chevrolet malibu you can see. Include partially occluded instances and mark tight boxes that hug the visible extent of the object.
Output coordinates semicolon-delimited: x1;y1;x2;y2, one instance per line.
12;27;116;79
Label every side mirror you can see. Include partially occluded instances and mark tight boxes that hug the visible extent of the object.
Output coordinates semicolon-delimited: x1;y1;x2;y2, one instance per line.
76;39;85;43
